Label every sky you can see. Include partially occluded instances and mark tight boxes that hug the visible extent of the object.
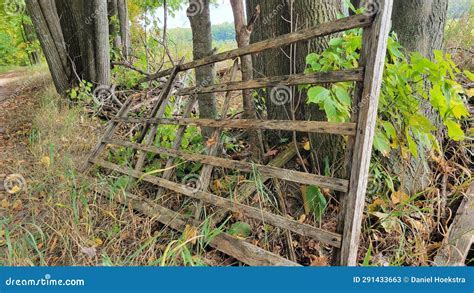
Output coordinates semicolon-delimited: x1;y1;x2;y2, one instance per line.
154;0;235;28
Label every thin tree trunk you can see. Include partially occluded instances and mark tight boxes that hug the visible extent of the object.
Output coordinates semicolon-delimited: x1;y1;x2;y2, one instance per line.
117;0;130;59
230;0;263;161
108;0;123;52
94;0;111;86
188;0;217;139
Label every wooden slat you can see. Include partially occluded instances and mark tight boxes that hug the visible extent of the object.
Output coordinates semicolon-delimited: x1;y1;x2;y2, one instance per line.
114;117;357;136
92;158;343;247
210;144;298;227
434;183;474;266
176;68;364;96
132;64;182;176
104;138;349;192
93;185;299;266
156;96;197;197
140;14;373;83
338;0;394;266
79;95;133;172
195;60;241;218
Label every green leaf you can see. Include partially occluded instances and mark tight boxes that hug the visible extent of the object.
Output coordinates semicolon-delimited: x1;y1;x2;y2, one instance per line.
464;70;474;81
373;129;391;156
307;86;330;104
329;37;344;47
306;53;319;65
444;120;464;141
406;129;418;158
333;85;351;106
304;186;328;223
228;222;252;238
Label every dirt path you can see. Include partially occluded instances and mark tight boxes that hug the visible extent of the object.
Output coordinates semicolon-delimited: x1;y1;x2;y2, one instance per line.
0;69;48;182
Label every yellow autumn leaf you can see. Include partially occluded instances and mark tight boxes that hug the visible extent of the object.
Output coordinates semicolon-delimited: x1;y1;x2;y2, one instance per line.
94;238;103;247
183;225;198;245
391;190;410;205
10;186;21;194
303;141;311;151
368;198;385;212
465;88;474;97
1;199;10;209
12;200;23;211
40;156;51;168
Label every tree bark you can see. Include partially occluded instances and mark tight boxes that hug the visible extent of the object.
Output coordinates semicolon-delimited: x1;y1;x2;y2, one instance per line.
188;0;217;139
246;0;343;171
55;0;84;81
108;0;123;52
230;0;263;161
117;0;131;59
25;0;70;94
94;0;111;86
390;0;448;193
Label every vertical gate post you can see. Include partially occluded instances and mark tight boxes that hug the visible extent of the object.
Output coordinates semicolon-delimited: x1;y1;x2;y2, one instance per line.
338;0;394;266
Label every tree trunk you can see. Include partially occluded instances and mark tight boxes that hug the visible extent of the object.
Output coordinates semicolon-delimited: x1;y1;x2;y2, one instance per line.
389;0;448;193
94;0;111;86
230;0;263;161
246;0;343;171
246;0;291;122
117;0;131;59
55;0;84;81
188;0;217;139
25;0;70;94
21;19;40;65
295;0;345;173
108;0;123;52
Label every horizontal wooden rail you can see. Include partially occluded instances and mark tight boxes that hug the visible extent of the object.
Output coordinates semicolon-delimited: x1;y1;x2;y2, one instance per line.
103;138;349;192
120;194;299;266
175;68;364;96
140;14;373;82
92;159;343;247
113;118;357;136
92;183;299;266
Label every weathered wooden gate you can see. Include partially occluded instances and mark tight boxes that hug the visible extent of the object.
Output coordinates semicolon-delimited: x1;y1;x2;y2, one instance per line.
82;0;393;266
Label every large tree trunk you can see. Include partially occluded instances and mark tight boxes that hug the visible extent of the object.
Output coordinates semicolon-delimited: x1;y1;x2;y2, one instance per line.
389;0;448;193
246;0;290;122
246;0;343;171
94;0;111;86
25;0;71;94
188;0;217;139
294;0;344;173
55;0;85;80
